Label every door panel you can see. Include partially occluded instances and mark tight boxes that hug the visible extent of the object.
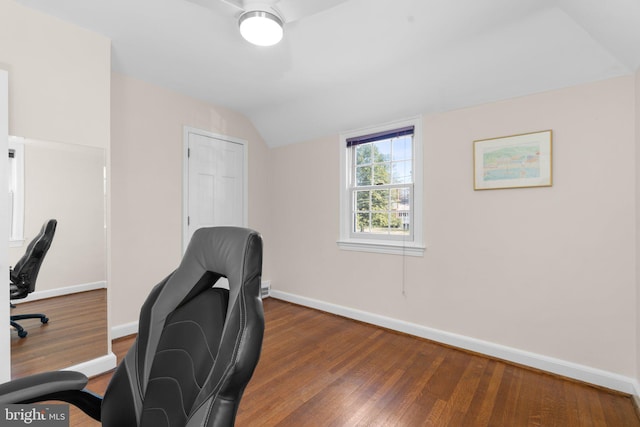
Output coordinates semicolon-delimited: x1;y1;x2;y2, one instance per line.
184;129;246;250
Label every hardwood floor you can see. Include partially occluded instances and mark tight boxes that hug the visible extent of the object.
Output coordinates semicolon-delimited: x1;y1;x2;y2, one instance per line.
10;289;108;379
56;298;640;426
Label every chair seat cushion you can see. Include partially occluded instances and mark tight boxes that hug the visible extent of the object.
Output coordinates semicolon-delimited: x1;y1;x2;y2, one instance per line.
140;286;229;427
10;283;28;300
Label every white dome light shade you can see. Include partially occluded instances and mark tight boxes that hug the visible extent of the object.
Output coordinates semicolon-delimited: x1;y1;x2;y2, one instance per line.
239;10;283;46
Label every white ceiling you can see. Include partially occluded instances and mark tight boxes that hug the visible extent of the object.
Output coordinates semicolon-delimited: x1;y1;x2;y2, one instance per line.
16;0;640;147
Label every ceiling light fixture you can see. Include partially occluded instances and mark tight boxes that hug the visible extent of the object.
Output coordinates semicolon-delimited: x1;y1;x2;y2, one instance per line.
238;9;283;46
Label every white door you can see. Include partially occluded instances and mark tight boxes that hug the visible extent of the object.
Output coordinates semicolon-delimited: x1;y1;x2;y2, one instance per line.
183;127;247;251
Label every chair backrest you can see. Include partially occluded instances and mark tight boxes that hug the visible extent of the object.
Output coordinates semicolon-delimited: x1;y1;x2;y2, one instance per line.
10;219;58;296
101;226;265;427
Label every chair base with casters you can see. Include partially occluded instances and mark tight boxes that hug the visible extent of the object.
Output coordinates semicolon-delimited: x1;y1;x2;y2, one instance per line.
10;307;49;338
10;288;50;339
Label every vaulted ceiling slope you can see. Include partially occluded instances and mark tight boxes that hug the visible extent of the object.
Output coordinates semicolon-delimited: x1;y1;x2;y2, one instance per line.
16;0;640;147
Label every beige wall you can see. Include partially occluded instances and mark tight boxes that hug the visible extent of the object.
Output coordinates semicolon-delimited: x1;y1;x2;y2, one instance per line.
0;0;110;148
110;72;271;327
271;76;637;377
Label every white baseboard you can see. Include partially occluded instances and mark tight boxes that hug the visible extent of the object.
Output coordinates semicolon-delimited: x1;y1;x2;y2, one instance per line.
111;321;138;339
270;290;638;396
633;380;640;411
62;352;117;378
13;281;107;304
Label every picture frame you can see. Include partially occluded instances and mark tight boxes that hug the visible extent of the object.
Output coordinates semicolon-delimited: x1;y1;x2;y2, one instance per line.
473;130;552;190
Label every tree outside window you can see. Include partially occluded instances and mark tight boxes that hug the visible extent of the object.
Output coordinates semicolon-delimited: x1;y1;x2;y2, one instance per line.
350;134;412;237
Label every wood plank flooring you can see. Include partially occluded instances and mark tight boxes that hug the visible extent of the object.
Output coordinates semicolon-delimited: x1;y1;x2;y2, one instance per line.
27;297;640;426
10;289;108;379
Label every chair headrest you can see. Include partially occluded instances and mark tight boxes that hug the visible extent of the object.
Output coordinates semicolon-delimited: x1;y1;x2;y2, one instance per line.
167;226;262;309
140;226;263;384
12;219;57;277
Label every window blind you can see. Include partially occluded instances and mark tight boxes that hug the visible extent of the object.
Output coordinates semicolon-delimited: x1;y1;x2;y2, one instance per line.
346;125;414;147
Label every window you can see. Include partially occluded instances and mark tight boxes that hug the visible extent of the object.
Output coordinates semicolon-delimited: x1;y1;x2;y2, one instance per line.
8;136;24;246
339;117;424;256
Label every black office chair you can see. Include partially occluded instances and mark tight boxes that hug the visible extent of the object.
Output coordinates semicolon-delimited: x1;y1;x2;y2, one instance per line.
0;226;265;427
10;219;58;338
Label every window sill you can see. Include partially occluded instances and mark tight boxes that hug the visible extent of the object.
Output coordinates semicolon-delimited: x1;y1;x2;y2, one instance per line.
337;240;425;256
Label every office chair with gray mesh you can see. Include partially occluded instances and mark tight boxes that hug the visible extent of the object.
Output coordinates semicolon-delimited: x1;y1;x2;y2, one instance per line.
0;226;265;427
10;219;57;338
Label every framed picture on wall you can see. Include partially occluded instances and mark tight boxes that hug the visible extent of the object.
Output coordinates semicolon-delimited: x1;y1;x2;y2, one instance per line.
473;130;552;190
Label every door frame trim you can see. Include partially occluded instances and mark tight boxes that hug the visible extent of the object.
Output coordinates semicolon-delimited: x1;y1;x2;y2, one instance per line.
182;126;248;253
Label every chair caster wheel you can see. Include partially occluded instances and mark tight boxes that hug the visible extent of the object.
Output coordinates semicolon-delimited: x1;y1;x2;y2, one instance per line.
41;317;49;324
18;330;27;338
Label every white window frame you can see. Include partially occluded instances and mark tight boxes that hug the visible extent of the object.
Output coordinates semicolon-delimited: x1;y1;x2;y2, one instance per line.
338;116;425;256
8;136;24;247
